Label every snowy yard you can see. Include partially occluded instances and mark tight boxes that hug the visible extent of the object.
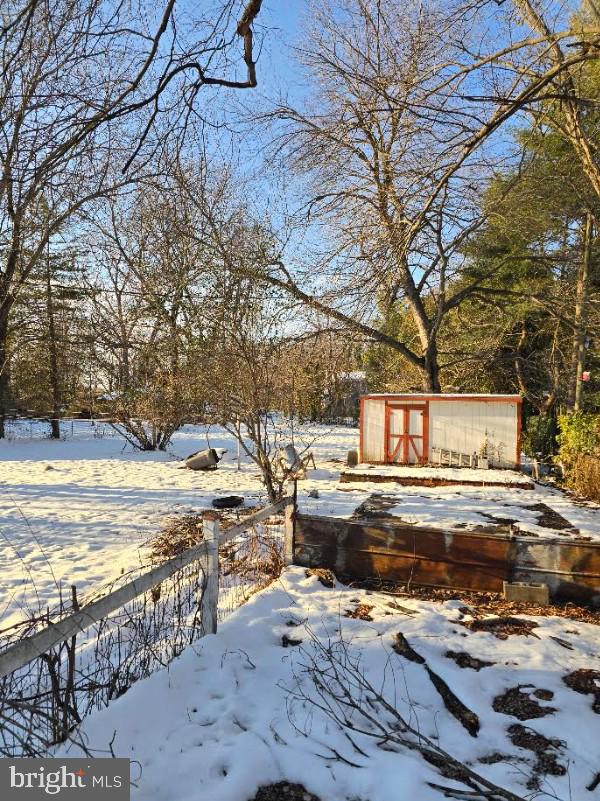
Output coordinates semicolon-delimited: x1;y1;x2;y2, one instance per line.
5;0;600;797
0;422;356;628
1;421;600;800
2;420;600;631
56;567;600;801
300;471;600;542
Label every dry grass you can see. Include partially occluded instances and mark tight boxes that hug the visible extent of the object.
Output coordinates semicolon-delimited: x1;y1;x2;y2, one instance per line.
349;579;600;624
460;616;540;639
150;514;204;560
304;568;336;587
251;783;320;801
220;526;284;583
343;603;374;621
568;455;600;502
562;668;600;713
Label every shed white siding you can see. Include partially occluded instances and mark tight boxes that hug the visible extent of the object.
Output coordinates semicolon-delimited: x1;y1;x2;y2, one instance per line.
361;398;386;462
428;399;518;468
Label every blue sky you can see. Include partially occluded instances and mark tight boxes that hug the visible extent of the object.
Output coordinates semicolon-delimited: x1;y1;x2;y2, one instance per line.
262;2;303;36
255;2;306;101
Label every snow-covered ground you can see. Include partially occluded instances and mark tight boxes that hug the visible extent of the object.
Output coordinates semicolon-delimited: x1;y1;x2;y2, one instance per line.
299;478;600;541
0;422;357;628
2;419;599;631
56;567;600;801
343;462;533;485
3;420;600;800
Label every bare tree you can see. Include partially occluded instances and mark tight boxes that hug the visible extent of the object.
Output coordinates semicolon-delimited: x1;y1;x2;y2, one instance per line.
199;260;299;501
0;0;268;435
252;0;600;392
88;179;219;449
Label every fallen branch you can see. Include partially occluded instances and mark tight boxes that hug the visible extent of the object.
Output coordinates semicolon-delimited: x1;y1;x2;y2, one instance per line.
284;629;525;801
392;633;480;737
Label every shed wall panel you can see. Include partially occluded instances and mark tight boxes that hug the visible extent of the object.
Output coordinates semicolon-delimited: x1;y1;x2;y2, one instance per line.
362;399;386;462
428;400;518;467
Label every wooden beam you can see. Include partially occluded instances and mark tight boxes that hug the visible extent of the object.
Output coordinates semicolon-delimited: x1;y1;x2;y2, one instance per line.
284;481;296;566
219;498;287;545
384;401;391;463
359;396;365;462
0;540;211;679
516;400;523;468
0;497;290;679
338;471;534;489
294;513;600;602
422;401;430;464
201;512;219;635
361;394;522;403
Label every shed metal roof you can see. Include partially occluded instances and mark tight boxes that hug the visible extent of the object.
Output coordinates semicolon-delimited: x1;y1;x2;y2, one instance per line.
361;393;521;401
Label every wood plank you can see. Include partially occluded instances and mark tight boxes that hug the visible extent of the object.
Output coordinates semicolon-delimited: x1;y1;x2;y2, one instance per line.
0;540;210;679
512;538;600;603
284;485;296;566
296;515;513;564
295;515;512;591
219;498;287;545
361;394;522;403
514;537;600;574
295;544;508;592
294;513;600;601
0;498;289;678
338;472;534;489
201;513;219;635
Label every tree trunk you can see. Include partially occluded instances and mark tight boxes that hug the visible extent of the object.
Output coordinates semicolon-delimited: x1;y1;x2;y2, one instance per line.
0;311;9;439
567;211;593;412
46;248;61;439
423;342;442;393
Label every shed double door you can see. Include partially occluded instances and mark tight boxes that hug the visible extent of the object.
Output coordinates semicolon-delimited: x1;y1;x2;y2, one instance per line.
385;403;428;464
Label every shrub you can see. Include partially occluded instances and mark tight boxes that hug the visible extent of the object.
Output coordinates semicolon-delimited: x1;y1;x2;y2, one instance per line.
567;455;600;502
557;412;600;461
557;413;600;501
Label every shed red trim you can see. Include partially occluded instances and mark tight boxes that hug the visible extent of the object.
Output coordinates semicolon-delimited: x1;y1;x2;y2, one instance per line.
384;401;429;465
359;396;365;462
516;405;522;468
423;402;430;463
361;394;522;467
362;394;522;404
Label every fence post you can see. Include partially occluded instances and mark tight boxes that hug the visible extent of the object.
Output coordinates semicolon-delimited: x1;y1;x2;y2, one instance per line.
284;480;297;567
201;511;220;635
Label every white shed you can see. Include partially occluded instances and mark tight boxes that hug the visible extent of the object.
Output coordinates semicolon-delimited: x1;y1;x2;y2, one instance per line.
359;393;522;469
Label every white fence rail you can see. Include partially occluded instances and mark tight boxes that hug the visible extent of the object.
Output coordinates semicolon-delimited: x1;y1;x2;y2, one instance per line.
0;494;295;756
2;417;120;441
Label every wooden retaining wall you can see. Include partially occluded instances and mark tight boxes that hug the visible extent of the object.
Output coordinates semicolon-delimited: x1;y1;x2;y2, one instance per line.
294;513;600;603
339;471;534;490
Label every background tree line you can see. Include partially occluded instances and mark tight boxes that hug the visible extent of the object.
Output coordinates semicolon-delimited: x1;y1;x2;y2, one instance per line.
2;0;600;497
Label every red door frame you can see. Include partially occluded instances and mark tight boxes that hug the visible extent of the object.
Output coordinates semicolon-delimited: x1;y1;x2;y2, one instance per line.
384;402;429;464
